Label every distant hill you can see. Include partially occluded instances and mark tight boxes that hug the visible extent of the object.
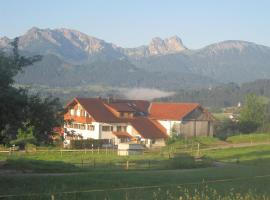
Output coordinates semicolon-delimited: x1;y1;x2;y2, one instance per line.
1;27;270;94
156;79;270;108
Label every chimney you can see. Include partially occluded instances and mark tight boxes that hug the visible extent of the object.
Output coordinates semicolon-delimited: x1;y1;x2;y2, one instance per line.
106;95;114;103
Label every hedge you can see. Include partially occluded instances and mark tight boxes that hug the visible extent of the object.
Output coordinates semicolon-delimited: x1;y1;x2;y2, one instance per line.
69;139;109;149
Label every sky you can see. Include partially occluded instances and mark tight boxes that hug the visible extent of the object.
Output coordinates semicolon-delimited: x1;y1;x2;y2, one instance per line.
0;0;269;49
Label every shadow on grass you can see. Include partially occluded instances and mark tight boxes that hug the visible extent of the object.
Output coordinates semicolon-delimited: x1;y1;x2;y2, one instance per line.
1;158;81;173
0;154;213;174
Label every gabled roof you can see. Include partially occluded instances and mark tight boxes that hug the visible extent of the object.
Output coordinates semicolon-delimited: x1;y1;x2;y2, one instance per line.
112;100;150;114
66;98;123;123
107;103;136;112
130;117;168;139
149;103;200;121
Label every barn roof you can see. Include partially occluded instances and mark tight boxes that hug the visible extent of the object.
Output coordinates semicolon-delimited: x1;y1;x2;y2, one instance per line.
149;103;200;120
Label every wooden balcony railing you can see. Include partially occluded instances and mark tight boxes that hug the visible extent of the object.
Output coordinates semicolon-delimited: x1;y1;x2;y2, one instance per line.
64;114;93;123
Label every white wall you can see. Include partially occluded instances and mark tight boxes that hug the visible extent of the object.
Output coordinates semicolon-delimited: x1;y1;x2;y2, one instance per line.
158;120;181;136
127;125;141;139
64;122;100;139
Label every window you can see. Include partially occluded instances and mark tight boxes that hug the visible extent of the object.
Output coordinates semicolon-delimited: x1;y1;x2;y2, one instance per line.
117;126;121;132
80;109;84;117
87;125;95;131
102;126;112;132
117;126;127;132
76;109;80;116
80;124;86;130
120;112;133;118
70;109;75;116
73;123;79;129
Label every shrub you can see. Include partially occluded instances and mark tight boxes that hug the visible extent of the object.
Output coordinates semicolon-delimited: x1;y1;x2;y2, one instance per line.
25;143;36;153
215;119;239;140
10;126;36;150
238;120;259;134
69;139;108;149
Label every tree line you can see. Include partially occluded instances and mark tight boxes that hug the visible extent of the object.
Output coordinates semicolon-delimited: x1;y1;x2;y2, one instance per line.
216;93;270;139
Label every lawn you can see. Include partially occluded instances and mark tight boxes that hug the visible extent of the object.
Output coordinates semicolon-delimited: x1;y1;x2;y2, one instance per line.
1;137;270;199
1;164;270;199
0;149;210;173
226;133;270;144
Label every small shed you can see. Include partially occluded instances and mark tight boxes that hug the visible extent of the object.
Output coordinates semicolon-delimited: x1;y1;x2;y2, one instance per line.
118;143;144;156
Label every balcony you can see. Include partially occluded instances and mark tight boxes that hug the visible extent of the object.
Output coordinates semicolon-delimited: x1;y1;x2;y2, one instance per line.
64;114;93;123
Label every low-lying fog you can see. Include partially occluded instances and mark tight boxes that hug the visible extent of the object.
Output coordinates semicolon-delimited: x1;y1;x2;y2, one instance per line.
121;88;175;100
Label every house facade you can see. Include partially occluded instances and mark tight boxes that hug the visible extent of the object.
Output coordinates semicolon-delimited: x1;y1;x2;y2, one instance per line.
63;97;215;147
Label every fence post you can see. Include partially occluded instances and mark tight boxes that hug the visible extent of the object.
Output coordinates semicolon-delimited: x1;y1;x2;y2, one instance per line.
126;160;129;170
51;194;55;200
197;143;200;157
81;158;84;168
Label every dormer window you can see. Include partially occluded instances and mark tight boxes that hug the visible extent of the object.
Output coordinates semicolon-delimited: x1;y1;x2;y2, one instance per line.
119;112;133;118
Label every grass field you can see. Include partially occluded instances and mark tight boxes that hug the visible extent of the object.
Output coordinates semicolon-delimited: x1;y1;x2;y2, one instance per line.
226;133;270;144
1;135;270;199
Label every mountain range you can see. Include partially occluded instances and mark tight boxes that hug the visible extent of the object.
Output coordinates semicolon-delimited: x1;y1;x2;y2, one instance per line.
1;27;270;95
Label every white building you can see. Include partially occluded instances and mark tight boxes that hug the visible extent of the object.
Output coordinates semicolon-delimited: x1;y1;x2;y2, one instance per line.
63;98;215;148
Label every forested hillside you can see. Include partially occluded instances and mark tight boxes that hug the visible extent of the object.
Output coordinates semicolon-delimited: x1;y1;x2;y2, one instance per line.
156;80;270;108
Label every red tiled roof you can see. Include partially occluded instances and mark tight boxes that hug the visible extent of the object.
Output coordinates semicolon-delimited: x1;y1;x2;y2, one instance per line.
149;103;200;120
67;98;123;123
130;117;168;139
112;132;133;139
107;103;136;112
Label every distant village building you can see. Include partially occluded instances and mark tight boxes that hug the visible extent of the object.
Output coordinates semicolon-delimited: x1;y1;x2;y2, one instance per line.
63;97;215;148
237;102;242;107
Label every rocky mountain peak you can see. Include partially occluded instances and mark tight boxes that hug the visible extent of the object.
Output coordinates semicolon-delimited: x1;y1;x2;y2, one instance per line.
148;35;186;56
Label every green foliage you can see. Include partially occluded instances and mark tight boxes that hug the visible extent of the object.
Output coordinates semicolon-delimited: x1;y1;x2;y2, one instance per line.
239;94;268;133
69;139;108;149
170;153;210;169
158;80;270;108
25;143;37;152
215;119;239;140
166;133;182;145
10;125;36;149
0;38;63;145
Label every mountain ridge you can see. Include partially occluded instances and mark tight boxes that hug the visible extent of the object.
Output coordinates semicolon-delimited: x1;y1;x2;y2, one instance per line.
1;27;270;92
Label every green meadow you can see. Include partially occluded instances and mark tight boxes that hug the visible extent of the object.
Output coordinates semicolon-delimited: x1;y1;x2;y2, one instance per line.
1;134;270;199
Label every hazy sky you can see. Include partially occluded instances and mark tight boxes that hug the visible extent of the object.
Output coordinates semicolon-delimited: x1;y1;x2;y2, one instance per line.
0;0;269;48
